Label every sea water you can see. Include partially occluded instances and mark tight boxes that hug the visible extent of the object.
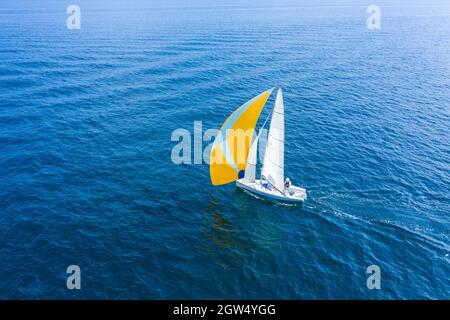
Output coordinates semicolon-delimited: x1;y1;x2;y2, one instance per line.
0;1;449;299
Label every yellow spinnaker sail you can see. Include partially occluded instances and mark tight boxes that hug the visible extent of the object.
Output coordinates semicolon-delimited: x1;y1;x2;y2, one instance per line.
210;89;273;185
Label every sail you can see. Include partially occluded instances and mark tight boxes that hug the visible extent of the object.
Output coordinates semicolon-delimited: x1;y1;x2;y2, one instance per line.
210;88;273;185
243;134;258;183
261;88;285;193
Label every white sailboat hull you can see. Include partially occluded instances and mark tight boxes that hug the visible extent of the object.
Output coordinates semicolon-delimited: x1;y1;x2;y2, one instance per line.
236;179;307;203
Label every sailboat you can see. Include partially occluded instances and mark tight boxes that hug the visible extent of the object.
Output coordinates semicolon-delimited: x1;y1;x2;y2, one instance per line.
210;87;307;203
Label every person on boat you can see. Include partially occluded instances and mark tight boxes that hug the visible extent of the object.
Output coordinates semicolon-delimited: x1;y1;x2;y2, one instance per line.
284;178;291;192
262;180;273;191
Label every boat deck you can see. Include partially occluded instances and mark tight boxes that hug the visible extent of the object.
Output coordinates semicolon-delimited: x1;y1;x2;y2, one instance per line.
236;179;307;203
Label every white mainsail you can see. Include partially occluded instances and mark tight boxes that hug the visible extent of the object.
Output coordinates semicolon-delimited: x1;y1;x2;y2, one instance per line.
243;134;258;183
261;88;285;193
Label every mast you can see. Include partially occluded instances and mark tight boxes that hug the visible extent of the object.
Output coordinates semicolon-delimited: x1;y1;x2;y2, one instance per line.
244;111;272;183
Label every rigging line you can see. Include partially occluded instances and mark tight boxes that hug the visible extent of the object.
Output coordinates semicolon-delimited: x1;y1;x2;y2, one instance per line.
258;109;272;137
249;107;272;165
245;103;273;176
260;105;276;181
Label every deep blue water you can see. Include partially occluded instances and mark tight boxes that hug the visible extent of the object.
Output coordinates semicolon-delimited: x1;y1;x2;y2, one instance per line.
0;1;449;299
